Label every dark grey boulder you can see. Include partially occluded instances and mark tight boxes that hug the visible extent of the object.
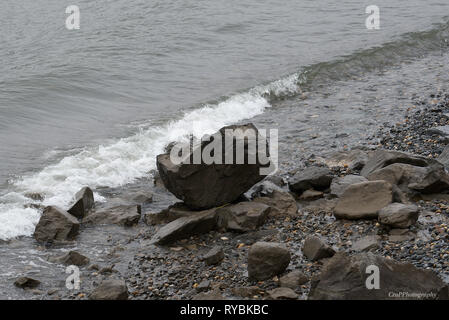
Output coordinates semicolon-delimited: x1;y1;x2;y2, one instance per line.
68;187;94;219
89;279;128;300
309;252;448;300
378;203;420;228
34;206;80;243
247;242;291;280
302;236;335;261
156;123;271;210
288;166;333;194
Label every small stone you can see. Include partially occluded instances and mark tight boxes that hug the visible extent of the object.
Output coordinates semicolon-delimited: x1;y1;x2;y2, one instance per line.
14;277;40;289
202;246;224;266
279;270;308;289
351;236;380;252
248;242;291;280
267;287;298;300
89;279;128;300
302;236;335;261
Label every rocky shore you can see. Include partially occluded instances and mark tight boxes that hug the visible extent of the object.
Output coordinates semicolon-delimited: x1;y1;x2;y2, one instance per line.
7;93;449;300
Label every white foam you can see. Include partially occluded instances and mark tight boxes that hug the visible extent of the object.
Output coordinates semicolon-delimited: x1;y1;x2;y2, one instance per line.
0;77;299;240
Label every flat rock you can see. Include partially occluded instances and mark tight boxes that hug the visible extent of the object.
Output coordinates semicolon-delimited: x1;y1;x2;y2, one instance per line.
253;190;298;217
330;175;368;197
302;236;335;261
351;235;380;252
288;166;333;194
367;163;427;193
309;252;448;300
267;287;298;300
84;205;141;226
89;279;128;300
34;206;80;243
150;208;220;245
248;242;291;280
144;203;194;225
378;203;420;228
68;187;94;219
299;189;324;201
279;270;308;289
216;202;270;232
334;180;393;220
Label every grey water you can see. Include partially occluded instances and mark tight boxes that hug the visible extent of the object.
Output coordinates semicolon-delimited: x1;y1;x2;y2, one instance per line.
1;0;449;239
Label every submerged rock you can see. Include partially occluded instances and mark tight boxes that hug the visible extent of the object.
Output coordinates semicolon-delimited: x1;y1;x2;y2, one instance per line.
334;180;393;219
156;123;271;210
68;187;94;219
49;251;90;266
247;242;291;280
84;205;141;227
309;252;448;300
34;206;80;243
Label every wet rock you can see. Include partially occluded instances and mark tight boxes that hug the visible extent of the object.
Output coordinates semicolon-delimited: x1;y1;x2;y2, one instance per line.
216;202;270;232
34;206;80;243
89;279;128;300
288;166;333;194
309;252;448;300
144;203;193;226
351;235;380;252
253;190;298;217
202;246;224;266
14;277;40;289
320;149;369;171
334;180;393;220
279;270;308;289
302;236;335;261
330;175;368;197
378;203;420;228
408;164;449;194
49;251;90;266
84;205;141;227
68;187;94;219
247;179;284;199
156;123;270;210
248;242;291;280
24;193;44;201
132;192;153;205
150;208;220;245
267;287;298;300
360;149;432;177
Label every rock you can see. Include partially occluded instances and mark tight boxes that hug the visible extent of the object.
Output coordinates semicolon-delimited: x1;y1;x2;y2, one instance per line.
84;205;141;226
299;189;323;201
334;180;393;220
150;208;220;245
247;178;284;199
288;166;333;194
156;123;270;210
302;236;335;261
34;206;80;243
437;144;449;169
49;251;90;266
267;287;298;300
216;202;270;232
253;190;298;217
231;286;262;298
309;252;448;300
388;229;415;242
202;246;224;265
378;203;420;228
319;149;369;171
67;187;94;219
351;235;380;252
361;149;432;177
14;277;40;289
408;164;449;194
367;163;427;193
193;289;225;300
279;270;308;289
89;279;128;300
132;192;153;205
196;280;211;292
427;125;449;137
247;242;291;280
330;175;368;197
144;203;195;225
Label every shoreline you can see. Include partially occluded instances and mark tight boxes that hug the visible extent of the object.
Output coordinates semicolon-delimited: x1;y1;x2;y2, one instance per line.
2;92;449;300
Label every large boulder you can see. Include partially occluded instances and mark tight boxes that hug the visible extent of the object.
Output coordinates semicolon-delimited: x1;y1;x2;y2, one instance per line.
83;205;141;227
330;175;368;197
156;123;271;210
378;203;420;228
34;206;80;243
302;236;335;261
253;190;298;217
150;208;221;245
288;166;333;194
361;149;432;177
216;202;271;232
68;187;94;219
309;252;448;300
89;279;128;300
247;242;291;280
334;180;393;219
